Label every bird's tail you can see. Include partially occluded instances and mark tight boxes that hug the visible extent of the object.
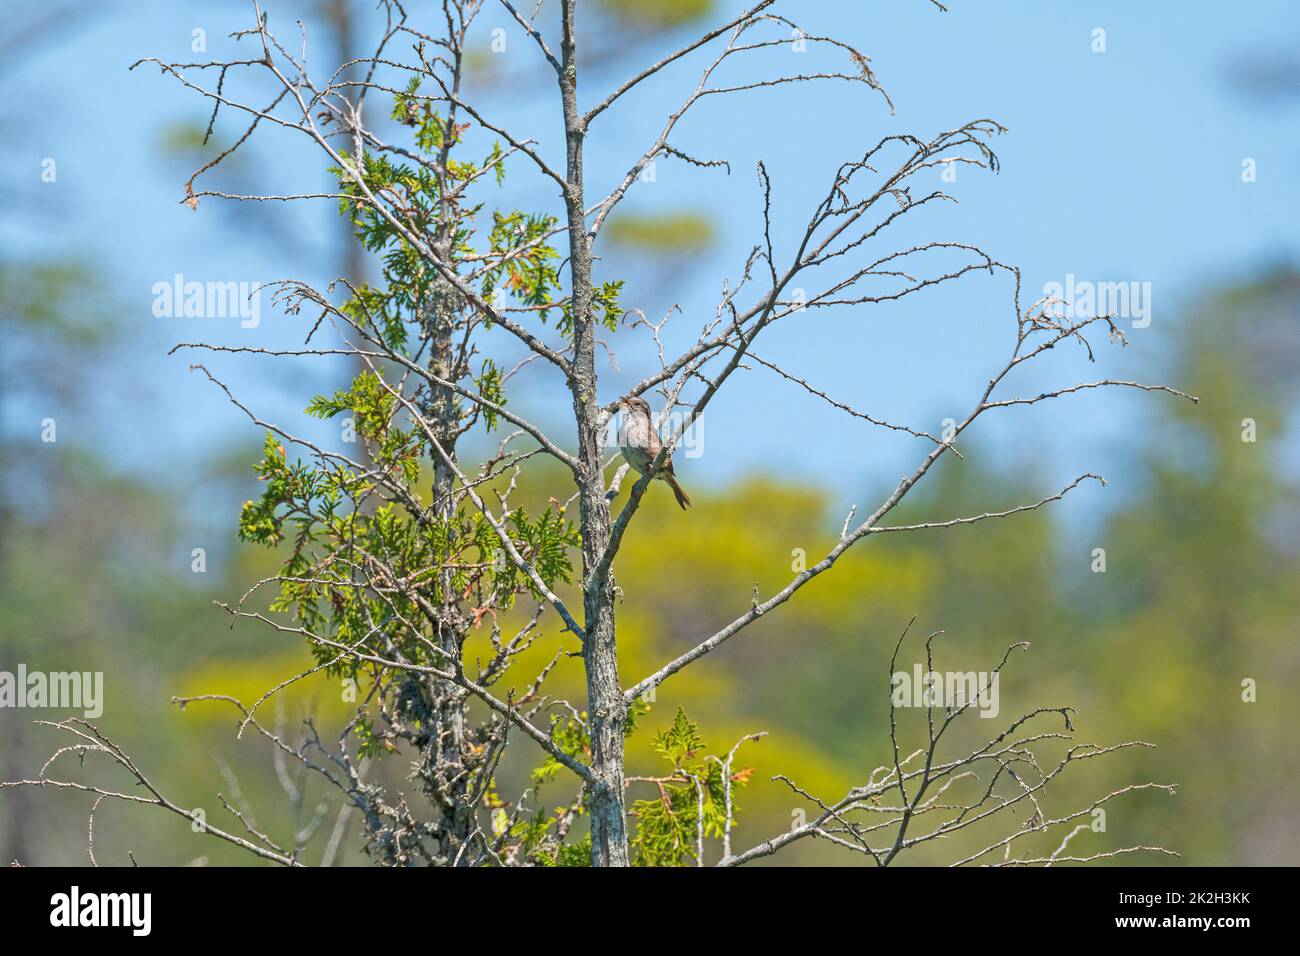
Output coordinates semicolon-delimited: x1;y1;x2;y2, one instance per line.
665;473;692;510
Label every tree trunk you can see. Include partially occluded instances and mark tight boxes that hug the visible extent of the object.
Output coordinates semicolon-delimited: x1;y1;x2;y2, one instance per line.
559;0;630;866
426;273;475;861
578;494;629;866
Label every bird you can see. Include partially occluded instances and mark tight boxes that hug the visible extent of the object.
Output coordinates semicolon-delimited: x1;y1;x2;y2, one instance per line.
615;396;692;510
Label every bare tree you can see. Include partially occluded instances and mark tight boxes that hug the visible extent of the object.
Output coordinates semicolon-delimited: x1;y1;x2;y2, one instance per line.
3;0;1193;866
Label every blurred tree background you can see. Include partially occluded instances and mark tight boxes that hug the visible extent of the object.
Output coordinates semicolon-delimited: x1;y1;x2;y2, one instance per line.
3;0;1297;865
5;266;1296;865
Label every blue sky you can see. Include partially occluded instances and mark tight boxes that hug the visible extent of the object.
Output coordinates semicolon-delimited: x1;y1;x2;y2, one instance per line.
10;0;1299;529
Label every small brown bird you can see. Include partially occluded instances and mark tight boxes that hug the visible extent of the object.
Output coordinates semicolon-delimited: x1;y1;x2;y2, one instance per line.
616;396;691;510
